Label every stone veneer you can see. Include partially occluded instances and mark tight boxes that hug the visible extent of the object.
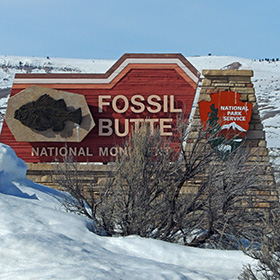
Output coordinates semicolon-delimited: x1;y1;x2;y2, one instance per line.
26;69;279;210
187;69;279;209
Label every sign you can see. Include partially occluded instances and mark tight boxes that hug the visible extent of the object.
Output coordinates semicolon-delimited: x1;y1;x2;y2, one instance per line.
199;91;252;154
1;54;200;162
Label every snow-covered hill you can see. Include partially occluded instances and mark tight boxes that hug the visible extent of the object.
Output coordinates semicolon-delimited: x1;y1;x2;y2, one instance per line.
1;54;279;179
0;142;252;279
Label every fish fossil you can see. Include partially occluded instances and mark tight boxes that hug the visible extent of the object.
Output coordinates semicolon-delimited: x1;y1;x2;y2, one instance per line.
14;94;82;132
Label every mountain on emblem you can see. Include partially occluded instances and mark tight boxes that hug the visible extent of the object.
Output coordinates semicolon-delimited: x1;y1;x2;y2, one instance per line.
220;122;246;132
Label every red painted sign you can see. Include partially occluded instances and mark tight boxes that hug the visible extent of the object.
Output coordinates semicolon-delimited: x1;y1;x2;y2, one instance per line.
199;91;252;139
0;54;200;162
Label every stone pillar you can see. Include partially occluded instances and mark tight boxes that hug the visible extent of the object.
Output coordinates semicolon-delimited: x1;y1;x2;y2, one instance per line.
189;69;279;209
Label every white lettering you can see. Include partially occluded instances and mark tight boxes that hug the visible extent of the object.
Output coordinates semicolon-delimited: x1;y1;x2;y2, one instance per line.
159;118;173;136
112;95;129;113
59;147;67;157
99;146;128;157
131;95;145;113
115;119;129;137
118;147;128;156
55;147;59;157
98;95;111;113
110;147;118;157
31;147;93;157
163;95;168;112
170;95;182;113
98;118;175;136
78;148;86;156
227;111;242;116
40;147;48;156
223;116;246;122
130;118;145;131
99;147;108;157
220;105;249;111
99;119;113;136
97;94;184;114
147;95;161;113
86;147;93;156
69;147;77;156
47;147;55;156
31;147;39;156
145;119;159;134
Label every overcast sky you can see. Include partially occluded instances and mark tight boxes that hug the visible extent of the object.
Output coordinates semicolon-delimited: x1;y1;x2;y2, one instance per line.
1;0;279;60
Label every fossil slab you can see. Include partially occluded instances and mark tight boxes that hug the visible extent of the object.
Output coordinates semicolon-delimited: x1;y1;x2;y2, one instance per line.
6;85;95;142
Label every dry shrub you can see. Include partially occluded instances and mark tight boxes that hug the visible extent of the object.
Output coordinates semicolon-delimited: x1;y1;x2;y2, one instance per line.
53;119;267;248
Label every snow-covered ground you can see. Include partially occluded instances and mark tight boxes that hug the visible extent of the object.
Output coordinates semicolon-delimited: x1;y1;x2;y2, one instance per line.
0;142;252;279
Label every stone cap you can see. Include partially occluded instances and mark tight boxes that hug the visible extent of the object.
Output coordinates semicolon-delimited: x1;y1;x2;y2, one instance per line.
202;69;254;77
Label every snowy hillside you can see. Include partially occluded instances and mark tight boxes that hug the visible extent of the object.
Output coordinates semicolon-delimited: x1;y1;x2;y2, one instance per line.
0;142;252;279
0;54;279;178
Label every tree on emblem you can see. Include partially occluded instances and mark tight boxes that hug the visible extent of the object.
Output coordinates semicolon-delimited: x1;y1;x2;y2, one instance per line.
206;103;242;160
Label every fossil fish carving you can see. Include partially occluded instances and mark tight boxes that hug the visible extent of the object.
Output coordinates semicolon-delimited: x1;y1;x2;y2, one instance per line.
14;94;82;132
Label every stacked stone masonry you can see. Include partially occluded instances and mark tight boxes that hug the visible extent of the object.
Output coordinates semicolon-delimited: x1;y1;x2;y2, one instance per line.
26;69;279;211
27;163;114;197
188;69;279;210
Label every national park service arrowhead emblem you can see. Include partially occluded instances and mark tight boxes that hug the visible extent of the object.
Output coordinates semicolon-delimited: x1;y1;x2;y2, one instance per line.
199;91;252;156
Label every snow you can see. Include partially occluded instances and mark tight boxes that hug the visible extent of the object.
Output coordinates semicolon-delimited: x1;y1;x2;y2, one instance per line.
0;142;252;279
0;143;27;180
0;55;114;89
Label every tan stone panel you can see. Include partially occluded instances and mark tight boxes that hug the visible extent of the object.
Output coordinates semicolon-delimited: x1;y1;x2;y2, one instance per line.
254;202;270;208
201;78;212;86
202;69;254;77
239;94;248;102
190;118;202;127
258;140;267;147
230;87;255;94
198;94;211;102
5;86;95;142
228;76;252;82
248;94;257;102
212;83;232;87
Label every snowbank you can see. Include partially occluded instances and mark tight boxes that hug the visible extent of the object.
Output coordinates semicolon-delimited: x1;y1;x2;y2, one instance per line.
0;142;252;279
0;143;37;199
0;143;27;180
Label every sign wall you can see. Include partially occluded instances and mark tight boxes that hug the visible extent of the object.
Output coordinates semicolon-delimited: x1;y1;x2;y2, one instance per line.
0;54;200;162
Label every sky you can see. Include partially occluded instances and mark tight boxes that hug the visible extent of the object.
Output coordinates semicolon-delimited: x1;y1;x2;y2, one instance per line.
0;0;279;60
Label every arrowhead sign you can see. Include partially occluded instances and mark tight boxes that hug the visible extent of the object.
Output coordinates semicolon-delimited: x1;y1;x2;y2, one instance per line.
199;91;252;139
